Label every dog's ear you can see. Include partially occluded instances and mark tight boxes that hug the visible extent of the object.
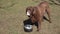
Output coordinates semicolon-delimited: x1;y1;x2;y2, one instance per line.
33;7;37;15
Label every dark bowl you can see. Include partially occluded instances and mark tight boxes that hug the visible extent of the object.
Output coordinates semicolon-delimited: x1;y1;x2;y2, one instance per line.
24;24;33;32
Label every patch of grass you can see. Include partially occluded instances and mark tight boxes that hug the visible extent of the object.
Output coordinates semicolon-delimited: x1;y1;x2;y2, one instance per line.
0;0;60;34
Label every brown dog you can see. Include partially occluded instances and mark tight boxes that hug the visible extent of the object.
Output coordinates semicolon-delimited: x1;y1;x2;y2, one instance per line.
26;1;51;31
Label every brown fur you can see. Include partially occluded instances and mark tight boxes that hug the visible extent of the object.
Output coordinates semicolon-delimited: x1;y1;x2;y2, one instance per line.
26;1;51;31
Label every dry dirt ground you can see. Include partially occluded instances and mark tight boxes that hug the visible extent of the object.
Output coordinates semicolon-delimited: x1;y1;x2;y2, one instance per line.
0;0;60;34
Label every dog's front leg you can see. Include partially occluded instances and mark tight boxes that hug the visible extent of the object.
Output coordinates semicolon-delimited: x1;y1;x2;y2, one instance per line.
37;16;42;31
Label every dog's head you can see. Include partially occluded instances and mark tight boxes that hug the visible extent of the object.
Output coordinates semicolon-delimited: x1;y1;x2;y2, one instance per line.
26;6;35;17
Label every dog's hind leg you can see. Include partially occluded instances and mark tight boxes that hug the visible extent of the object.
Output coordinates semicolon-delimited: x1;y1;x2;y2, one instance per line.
46;6;52;23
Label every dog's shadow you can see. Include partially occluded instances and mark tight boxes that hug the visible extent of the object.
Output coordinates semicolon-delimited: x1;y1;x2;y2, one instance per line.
23;16;49;32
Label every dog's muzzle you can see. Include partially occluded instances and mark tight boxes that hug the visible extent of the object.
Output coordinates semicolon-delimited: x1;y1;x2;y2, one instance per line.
27;11;30;16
